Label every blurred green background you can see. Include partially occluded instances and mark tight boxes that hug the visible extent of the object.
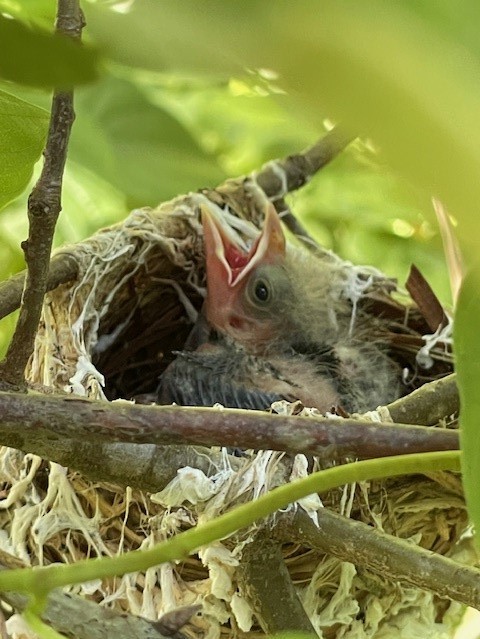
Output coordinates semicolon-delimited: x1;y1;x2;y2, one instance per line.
2;0;468;358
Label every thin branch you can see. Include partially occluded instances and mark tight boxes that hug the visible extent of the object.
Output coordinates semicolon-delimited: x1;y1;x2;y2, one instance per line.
238;532;317;635
0;253;79;321
256;126;357;257
0;0;83;389
275;197;346;263
277;509;480;611
385;373;458;426
0;392;458;468
0;452;461;597
255;125;357;199
275;198;322;253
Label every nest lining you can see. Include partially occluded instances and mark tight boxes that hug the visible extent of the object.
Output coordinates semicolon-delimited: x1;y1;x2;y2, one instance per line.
0;180;465;638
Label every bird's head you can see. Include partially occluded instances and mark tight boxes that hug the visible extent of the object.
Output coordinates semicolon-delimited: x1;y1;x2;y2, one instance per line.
201;204;294;352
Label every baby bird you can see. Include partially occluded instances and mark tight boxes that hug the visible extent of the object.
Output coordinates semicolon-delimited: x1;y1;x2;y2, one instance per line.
158;204;401;413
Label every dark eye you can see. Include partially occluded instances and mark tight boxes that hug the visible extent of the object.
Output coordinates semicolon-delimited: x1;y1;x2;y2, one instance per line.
254;279;270;303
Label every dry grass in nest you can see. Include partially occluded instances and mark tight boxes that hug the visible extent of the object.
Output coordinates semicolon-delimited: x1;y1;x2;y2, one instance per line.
0;177;466;638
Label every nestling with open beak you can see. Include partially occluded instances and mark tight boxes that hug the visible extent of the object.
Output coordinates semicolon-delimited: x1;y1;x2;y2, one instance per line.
157;204;401;413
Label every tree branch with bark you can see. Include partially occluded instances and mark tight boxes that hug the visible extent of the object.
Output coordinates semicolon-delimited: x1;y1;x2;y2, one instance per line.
0;388;458;471
0;0;82;389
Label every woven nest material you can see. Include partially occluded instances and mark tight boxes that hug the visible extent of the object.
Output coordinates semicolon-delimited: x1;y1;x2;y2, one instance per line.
1;176;466;638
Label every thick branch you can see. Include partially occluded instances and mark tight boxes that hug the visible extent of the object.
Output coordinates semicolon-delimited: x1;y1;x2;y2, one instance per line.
4;590;181;639
386;374;458;426
238;532;317;635
0;392;458;467
277;509;480;611
19;437;240;492
0;550;193;639
0;0;83;388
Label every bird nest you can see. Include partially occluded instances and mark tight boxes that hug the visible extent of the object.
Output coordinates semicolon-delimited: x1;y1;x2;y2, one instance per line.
0;171;467;638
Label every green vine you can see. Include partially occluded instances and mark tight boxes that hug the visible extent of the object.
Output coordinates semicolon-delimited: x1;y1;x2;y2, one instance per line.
0;450;460;602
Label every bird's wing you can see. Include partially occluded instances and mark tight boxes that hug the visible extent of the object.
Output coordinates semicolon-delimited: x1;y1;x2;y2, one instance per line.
157;347;285;410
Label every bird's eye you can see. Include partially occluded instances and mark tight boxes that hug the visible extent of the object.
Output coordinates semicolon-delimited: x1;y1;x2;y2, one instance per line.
253;279;270;303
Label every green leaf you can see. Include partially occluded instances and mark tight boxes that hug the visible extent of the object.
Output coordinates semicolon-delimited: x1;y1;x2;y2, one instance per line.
0;15;100;88
0;89;48;210
454;266;480;545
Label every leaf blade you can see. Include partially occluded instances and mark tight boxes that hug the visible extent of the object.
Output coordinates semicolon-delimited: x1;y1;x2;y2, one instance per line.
0;15;100;88
0;90;49;210
454;266;480;544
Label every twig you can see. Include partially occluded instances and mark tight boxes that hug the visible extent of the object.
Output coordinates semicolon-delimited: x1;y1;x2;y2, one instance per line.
0;253;79;321
275;198;322;253
275;197;346;262
0;0;83;389
277;509;480;611
253;125;357;257
255;125;357;199
0;392;458;465
238;531;317;635
385;373;458;425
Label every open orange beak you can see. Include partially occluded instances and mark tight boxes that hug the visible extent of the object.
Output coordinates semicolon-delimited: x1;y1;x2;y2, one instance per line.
201;203;285;286
201;203;286;331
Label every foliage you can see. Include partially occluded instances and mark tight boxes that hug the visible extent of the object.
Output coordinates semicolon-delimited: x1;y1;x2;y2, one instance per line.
0;0;479;581
0;14;99;88
0;90;48;209
0;2;455;301
455;268;480;540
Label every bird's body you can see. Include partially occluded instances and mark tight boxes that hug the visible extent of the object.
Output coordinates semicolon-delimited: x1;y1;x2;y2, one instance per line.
158;337;340;411
158;205;401;413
